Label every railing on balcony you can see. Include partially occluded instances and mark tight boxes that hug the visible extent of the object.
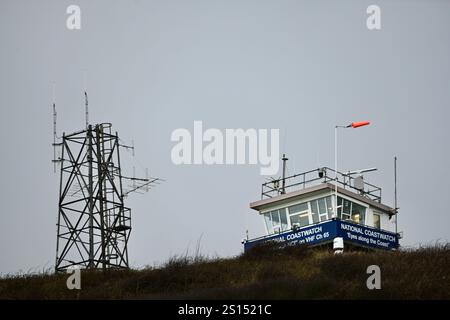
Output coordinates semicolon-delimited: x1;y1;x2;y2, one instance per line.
261;167;382;203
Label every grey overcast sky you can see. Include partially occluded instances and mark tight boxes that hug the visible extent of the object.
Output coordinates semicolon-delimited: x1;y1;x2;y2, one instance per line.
1;0;449;274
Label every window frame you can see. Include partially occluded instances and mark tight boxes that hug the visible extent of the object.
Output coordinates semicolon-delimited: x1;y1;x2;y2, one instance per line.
260;192;370;235
288;202;310;228
263;209;289;234
373;212;381;229
336;195;368;225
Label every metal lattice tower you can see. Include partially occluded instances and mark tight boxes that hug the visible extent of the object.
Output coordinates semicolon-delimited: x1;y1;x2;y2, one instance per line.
52;93;161;272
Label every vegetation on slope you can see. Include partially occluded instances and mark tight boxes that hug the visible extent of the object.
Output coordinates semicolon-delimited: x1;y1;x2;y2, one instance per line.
0;244;448;299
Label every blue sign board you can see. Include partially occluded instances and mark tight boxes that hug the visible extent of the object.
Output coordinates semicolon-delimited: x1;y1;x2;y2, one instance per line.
244;220;337;251
244;219;399;251
338;220;398;250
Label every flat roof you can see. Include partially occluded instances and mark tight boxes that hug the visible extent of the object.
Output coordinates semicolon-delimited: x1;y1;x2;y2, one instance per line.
249;182;395;215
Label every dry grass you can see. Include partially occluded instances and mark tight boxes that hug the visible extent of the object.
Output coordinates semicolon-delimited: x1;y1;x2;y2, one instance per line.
0;244;449;299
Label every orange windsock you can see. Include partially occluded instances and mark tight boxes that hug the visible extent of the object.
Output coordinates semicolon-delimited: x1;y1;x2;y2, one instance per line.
351;121;370;128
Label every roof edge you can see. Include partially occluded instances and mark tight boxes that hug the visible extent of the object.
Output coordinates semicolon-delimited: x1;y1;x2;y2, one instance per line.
250;183;395;214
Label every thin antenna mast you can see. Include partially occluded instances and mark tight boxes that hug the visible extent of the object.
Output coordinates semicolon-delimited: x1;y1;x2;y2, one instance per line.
394;156;398;234
281;154;288;194
51;83;60;173
84;71;88;128
53;103;57;173
85;91;89;129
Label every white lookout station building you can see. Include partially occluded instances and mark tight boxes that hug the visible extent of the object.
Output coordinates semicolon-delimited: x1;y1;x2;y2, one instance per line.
243;164;399;252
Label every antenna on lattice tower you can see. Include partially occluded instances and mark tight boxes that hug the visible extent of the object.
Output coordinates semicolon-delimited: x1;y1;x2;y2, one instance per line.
84;91;89;129
84;71;89;129
51;83;63;173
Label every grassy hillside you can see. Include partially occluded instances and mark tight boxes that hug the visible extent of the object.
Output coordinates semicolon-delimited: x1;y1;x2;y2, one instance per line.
0;244;449;299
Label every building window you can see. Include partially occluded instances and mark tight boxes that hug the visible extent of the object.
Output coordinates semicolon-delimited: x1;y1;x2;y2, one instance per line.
310;197;332;222
280;209;288;230
287;196;333;228
318;197;326;214
341;198;352;220
264;209;289;234
288;203;308;215
351;202;366;224
271;210;280;227
263;195;365;235
288;202;309;228
309;200;320;224
337;196;366;224
263;213;272;232
290;212;310;228
326;196;334;217
318;196;332;222
373;213;381;229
